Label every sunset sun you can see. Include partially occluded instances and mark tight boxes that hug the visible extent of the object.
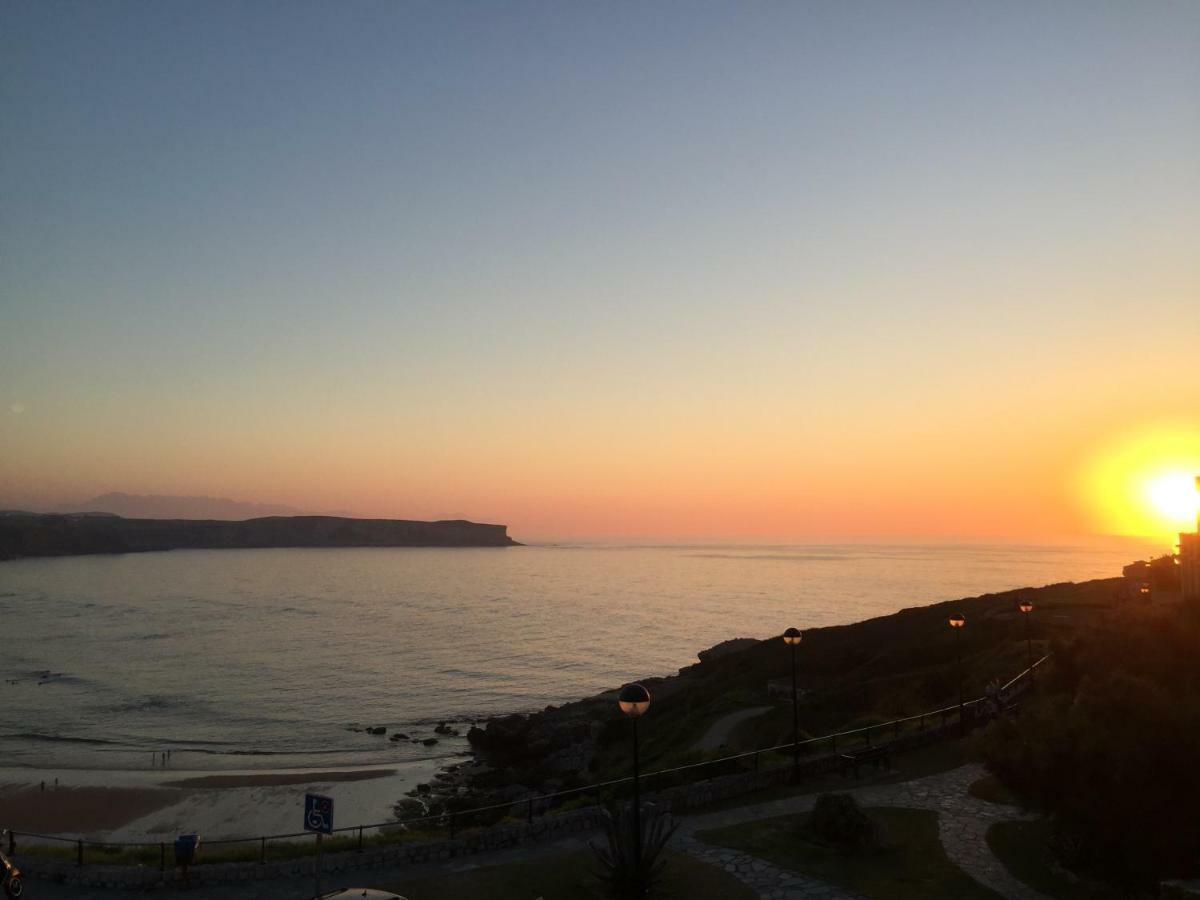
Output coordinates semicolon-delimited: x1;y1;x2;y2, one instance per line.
1080;427;1200;540
1146;472;1200;529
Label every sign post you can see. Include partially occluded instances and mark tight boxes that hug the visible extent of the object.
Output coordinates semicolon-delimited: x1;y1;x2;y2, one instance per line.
304;793;333;899
173;834;200;886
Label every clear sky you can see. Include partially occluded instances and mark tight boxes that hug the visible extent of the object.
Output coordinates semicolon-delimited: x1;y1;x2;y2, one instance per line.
2;2;1198;543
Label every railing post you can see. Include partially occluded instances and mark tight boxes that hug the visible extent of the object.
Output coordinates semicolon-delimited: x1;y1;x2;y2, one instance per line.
77;838;83;868
753;750;759;772
920;713;925;730
357;826;363;853
832;733;837;753
527;797;534;824
865;727;871;746
893;721;900;739
260;836;266;864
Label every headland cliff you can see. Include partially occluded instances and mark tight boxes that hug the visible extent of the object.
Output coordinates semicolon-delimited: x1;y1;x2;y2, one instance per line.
0;513;519;561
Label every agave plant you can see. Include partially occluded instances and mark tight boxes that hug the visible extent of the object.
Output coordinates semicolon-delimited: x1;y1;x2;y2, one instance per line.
590;801;678;899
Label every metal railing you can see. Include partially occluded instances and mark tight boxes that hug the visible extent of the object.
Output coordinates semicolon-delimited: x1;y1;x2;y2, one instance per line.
8;653;1048;869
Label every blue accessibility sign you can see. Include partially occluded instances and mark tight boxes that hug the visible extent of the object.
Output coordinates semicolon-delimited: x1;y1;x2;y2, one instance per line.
304;793;333;834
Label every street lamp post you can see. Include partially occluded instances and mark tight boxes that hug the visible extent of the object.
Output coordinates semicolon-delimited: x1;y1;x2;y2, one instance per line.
618;682;651;893
948;613;965;734
782;628;803;775
1018;598;1034;690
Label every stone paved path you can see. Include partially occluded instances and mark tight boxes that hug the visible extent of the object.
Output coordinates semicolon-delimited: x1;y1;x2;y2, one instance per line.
676;829;863;899
674;763;1050;900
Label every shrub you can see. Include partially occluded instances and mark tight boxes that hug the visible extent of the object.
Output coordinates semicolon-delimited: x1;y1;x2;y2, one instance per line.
806;793;884;852
590;802;677;898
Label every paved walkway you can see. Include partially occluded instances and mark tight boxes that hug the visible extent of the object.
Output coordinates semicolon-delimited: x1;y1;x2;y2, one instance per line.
675;762;1050;900
691;706;773;752
677;829;863;899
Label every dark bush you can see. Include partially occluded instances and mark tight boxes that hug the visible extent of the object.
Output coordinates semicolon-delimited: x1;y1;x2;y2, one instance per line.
806;793;883;852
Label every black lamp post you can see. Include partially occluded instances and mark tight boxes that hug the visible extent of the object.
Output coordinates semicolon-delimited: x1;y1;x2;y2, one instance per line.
618;682;651;891
782;628;802;774
948;613;965;733
1018;598;1034;690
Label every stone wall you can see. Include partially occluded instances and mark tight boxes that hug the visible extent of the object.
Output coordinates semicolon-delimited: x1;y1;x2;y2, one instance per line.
14;806;605;890
15;719;968;889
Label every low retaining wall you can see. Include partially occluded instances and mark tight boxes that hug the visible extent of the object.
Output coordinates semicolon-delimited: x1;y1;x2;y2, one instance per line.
14;806;606;890
15;718;971;889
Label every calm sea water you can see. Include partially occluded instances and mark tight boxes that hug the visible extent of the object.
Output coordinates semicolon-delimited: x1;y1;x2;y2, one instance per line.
0;541;1155;771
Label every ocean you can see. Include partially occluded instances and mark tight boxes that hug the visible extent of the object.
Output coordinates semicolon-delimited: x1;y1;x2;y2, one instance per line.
0;540;1156;772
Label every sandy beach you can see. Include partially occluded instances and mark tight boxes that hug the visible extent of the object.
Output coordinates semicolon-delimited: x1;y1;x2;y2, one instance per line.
0;758;452;843
0;785;189;834
162;769;396;789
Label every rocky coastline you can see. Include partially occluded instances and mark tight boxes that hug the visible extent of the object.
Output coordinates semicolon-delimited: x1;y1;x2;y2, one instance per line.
397;576;1124;826
396;634;766;823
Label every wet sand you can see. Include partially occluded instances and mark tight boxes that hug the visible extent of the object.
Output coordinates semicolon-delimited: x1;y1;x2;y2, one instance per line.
163;768;396;789
0;784;190;833
0;759;450;840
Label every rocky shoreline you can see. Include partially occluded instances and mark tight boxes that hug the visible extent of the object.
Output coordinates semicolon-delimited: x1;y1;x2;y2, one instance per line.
396;634;766;824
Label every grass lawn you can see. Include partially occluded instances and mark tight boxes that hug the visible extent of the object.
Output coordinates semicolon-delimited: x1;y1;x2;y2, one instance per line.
698;806;1002;900
986;819;1121;900
378;848;757;900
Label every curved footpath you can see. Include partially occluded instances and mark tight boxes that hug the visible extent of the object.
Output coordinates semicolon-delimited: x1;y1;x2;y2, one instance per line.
676;762;1050;900
20;763;1047;900
690;706;773;753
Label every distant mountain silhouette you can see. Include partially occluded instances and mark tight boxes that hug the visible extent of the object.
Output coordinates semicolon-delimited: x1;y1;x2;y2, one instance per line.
0;513;519;560
62;493;322;521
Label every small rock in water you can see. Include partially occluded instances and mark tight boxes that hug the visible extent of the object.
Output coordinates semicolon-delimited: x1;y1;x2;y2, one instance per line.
422;737;439;746
367;726;387;736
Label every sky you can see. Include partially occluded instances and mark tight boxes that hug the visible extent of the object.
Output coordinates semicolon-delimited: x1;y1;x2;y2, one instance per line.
2;2;1198;543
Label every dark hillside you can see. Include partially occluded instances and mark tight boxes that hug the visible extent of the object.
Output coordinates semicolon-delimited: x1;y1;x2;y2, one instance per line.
464;577;1125;797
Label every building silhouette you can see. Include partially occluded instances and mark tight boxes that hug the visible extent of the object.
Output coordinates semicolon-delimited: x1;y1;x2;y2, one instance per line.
1181;476;1200;603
